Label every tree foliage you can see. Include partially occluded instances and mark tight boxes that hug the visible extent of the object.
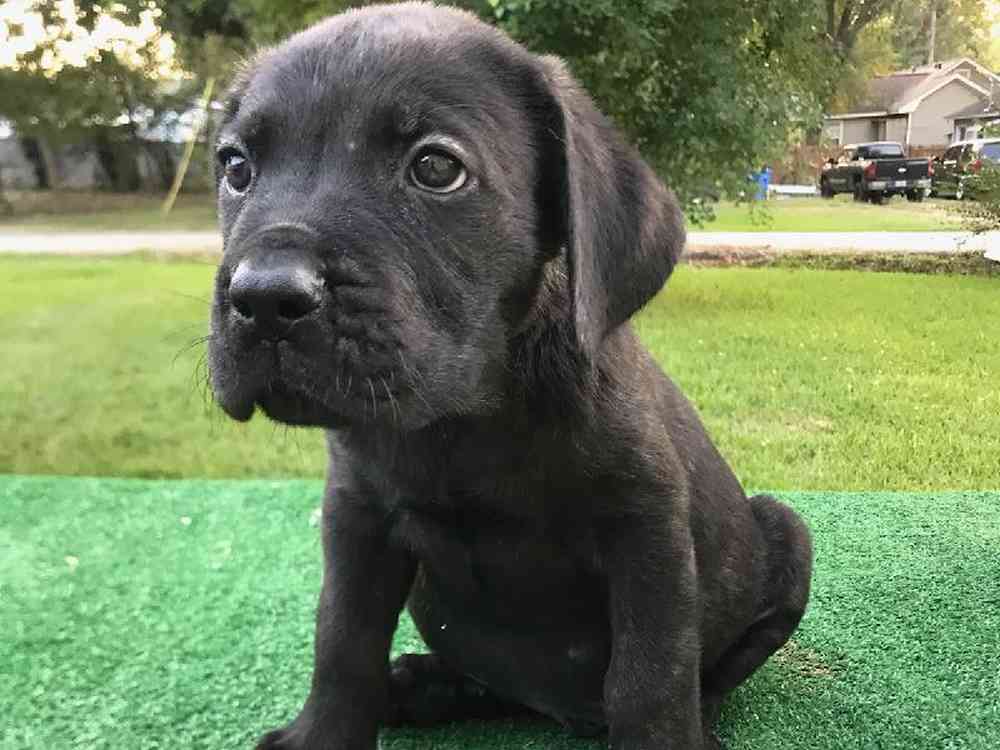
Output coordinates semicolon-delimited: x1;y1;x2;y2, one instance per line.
457;0;829;214
823;0;898;59
153;0;369;76
0;2;194;189
889;0;993;69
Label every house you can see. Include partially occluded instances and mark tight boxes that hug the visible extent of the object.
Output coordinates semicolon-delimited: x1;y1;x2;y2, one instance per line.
823;58;1000;149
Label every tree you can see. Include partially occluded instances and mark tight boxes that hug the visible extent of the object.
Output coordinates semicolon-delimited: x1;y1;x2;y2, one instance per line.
461;0;829;215
889;0;993;68
823;0;898;60
154;0;362;77
0;2;194;190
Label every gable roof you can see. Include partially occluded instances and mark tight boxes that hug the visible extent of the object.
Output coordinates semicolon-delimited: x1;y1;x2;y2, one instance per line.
947;100;1000;121
898;73;991;113
829;57;1000;117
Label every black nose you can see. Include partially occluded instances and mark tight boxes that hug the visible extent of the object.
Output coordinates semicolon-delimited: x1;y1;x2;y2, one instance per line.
228;256;323;339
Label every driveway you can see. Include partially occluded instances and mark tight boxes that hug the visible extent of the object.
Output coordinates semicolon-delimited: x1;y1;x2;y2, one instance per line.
0;229;997;258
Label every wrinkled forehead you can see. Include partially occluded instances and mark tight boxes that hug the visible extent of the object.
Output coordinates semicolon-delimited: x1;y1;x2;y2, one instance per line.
220;11;533;151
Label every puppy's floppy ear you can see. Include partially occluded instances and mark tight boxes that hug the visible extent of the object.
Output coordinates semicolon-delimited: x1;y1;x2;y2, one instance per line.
536;56;685;357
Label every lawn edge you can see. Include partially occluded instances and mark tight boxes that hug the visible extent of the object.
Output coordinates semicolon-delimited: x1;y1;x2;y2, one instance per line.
683;249;1000;276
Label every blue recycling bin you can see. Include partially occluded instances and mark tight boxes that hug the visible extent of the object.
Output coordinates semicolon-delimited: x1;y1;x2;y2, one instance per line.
753;167;773;200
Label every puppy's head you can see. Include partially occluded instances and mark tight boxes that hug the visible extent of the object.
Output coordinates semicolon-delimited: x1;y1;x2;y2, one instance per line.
208;2;684;430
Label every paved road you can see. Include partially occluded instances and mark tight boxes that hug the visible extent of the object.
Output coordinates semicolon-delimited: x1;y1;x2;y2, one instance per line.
0;231;222;255
687;231;1000;256
0;229;997;258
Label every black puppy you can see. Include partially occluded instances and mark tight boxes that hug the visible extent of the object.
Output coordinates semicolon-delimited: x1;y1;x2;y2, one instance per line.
208;4;813;749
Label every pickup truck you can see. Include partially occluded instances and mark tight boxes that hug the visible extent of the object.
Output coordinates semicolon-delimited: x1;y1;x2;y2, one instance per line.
819;142;933;204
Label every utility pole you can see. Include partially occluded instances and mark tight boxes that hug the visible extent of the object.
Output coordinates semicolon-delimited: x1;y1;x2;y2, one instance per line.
927;0;937;65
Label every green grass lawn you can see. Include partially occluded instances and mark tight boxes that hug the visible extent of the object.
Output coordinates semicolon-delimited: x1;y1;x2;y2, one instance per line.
1;254;996;489
3;256;998;749
707;195;962;232
4;476;998;749
0;191;964;233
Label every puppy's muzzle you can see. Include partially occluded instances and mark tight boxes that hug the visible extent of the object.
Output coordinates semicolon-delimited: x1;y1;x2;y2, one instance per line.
229;247;324;341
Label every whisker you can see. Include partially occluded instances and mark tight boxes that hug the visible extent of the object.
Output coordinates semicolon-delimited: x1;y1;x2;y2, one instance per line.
367;377;378;421
162;289;214;305
173;334;213;366
398;350;435;417
160;321;210;343
381;376;400;427
189;348;218;423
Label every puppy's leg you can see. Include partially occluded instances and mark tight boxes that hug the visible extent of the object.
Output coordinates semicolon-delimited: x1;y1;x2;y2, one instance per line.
601;516;704;750
256;494;415;750
703;494;812;698
385;652;533;726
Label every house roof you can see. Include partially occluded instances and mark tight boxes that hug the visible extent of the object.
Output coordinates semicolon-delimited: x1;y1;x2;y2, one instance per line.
948;100;1000;121
857;73;927;110
829;57;999;117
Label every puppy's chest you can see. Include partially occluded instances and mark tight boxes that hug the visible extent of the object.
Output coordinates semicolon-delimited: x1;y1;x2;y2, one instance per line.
387;494;593;602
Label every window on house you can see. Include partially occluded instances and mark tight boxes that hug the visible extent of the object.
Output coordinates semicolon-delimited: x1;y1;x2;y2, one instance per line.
869;120;888;141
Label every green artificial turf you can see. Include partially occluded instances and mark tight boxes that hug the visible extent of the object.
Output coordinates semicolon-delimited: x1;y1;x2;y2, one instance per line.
2;255;999;490
3;476;998;749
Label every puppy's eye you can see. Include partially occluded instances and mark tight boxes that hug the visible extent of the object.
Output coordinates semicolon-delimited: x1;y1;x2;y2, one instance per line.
219;149;253;194
410;148;467;193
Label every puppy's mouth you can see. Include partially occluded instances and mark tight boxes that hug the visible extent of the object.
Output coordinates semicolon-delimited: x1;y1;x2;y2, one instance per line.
256;378;347;427
209;246;413;428
213;338;406;428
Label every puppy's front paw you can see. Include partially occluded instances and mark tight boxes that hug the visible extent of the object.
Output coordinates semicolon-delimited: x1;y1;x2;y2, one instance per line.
254;712;377;750
255;726;294;749
255;725;308;750
253;722;330;750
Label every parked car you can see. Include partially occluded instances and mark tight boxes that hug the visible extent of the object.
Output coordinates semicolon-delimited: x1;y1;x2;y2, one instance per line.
819;142;933;205
931;138;1000;200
